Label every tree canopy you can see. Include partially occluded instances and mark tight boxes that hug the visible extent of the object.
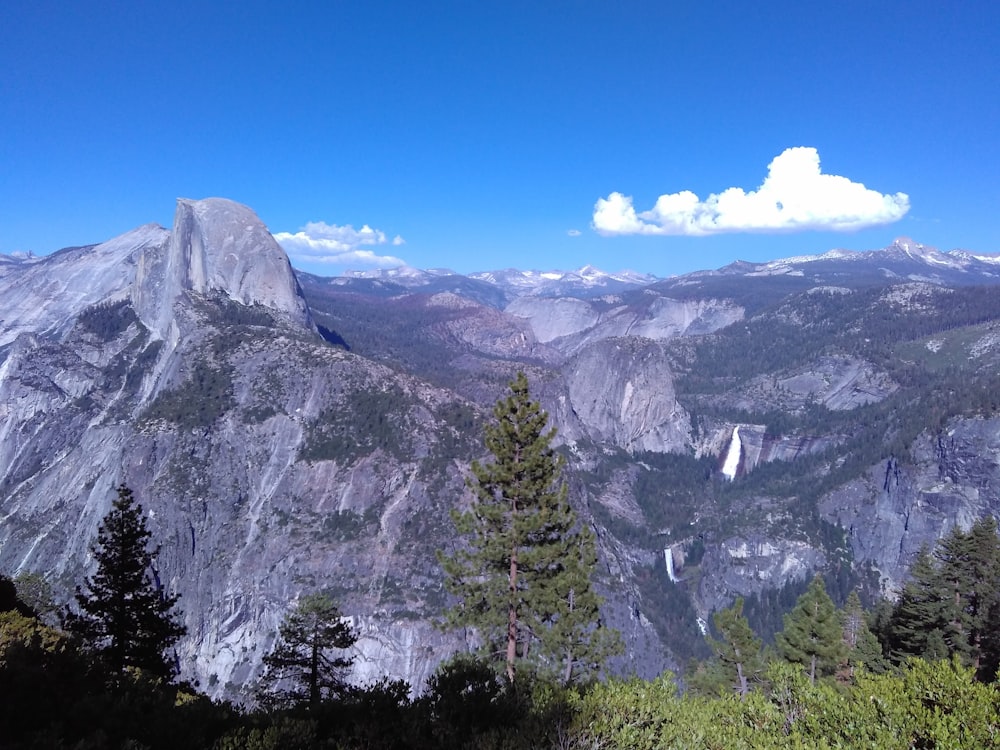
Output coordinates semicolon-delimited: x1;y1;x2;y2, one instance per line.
439;371;620;683
67;484;186;679
259;592;357;709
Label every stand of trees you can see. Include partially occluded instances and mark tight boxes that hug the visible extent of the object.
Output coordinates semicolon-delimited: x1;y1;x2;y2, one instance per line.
4;389;1000;747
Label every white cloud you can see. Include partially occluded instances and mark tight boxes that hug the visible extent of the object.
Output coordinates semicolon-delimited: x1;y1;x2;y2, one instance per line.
567;229;582;237
273;221;406;267
593;147;910;237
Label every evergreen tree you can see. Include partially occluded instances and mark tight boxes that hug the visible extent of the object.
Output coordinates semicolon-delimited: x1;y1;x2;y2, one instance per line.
887;519;1000;679
259;593;357;709
68;484;186;679
704;597;762;698
775;574;844;683
841;590;887;676
439;371;620;684
887;547;949;662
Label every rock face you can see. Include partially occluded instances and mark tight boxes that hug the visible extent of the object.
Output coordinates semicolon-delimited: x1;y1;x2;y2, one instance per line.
820;417;1000;593
133;198;313;339
4;210;1000;698
561;338;690;453
0;225;167;346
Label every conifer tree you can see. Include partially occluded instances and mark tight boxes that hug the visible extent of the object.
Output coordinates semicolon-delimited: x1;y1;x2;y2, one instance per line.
259;593;357;709
887;519;1000;679
705;597;762;698
439;371;619;684
775;574;844;683
841;590;887;676
68;484;186;679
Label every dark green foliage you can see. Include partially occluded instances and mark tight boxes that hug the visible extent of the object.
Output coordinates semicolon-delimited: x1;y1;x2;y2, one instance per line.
300;384;415;463
144;359;235;427
634;558;710;667
775;575;845;683
440;372;621;684
421;654;513;745
12;571;56;622
197;293;277;329
77;299;139;341
67;484;186;679
258;592;358;709
302;290;471;389
885;518;1000;679
698;597;763;697
841;590;888;676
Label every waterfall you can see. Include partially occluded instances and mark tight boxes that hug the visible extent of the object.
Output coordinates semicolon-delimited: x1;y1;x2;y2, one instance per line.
721;425;742;481
664;548;679;583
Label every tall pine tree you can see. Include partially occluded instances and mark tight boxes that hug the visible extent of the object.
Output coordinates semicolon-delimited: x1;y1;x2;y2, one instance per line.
887;518;1000;679
69;484;186;679
775;574;844;683
439;372;619;684
704;597;763;698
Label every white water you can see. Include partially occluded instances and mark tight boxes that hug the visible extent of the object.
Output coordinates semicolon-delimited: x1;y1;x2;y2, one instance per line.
664;548;679;583
721;426;742;481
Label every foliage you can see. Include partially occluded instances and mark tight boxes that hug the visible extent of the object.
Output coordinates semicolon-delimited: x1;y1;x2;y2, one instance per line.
67;484;186;680
299;384;415;463
258;592;358;709
775;574;845;683
634;557;710;666
439;372;621;684
143;359;236;428
77;298;140;341
696;597;764;698
885;517;1000;679
12;571;57;623
841;589;888;676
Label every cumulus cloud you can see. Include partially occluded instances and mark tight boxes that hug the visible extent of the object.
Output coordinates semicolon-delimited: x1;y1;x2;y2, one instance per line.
273;221;406;267
593;147;910;237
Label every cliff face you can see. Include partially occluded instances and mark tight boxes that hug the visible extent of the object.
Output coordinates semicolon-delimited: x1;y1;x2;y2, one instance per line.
0;199;474;697
3;204;1000;697
132;198;314;341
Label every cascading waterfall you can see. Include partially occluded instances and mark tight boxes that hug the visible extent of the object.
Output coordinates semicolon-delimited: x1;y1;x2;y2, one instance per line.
721;425;742;481
664;547;679;583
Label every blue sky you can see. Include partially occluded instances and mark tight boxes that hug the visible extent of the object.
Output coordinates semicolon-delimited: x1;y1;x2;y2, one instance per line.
2;1;997;278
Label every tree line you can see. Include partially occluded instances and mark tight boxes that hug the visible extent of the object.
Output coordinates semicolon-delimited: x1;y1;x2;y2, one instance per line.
4;373;1000;748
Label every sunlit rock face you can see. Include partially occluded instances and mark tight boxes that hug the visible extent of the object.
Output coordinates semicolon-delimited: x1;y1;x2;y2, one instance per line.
132;198;314;339
561;337;690;454
0;225;168;347
5;208;1000;700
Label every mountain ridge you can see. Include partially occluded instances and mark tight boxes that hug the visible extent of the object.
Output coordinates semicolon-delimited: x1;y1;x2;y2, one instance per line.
4;198;1000;700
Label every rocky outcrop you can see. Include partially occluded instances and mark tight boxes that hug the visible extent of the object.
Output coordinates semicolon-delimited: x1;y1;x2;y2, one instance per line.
561;338;690;453
5;207;1000;700
820;417;1000;594
698;536;826;612
506;294;744;356
0;225;167;347
132;198;314;339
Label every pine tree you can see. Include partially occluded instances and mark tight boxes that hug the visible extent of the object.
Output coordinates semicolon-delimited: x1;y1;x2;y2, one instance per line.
439;371;620;684
841;590;887;676
887;519;1000;678
259;593;357;709
705;597;762;698
775;574;845;683
887;546;948;662
68;484;186;679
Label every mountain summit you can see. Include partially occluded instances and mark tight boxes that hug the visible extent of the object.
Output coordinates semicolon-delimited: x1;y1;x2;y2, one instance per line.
133;198;314;338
